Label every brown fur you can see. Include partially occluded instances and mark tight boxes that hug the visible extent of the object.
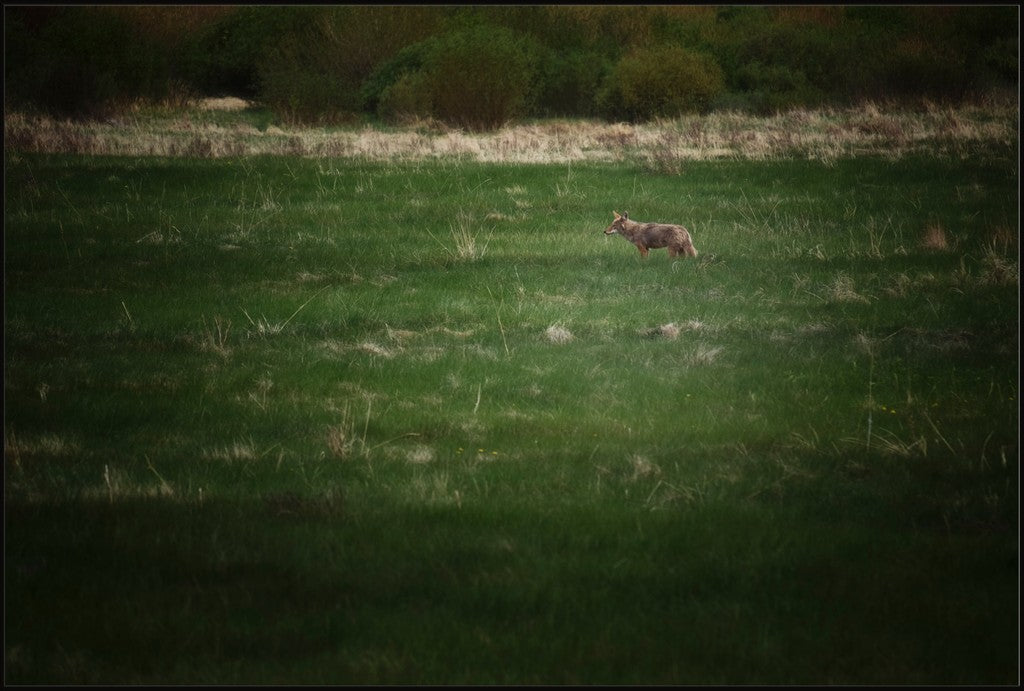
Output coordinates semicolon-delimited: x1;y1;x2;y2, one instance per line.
603;211;698;258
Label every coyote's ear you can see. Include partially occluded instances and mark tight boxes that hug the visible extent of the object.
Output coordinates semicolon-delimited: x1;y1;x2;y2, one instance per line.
613;210;620;219
622;211;629;220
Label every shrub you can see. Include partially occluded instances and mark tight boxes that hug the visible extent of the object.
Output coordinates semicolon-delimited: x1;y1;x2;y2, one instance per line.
368;36;606;122
377;73;434;124
255;9;363;124
360;39;436;118
532;48;612;118
178;7;298;98
599;44;724;122
731;62;826;114
708;10;856;106
259;16;543;128
420;25;542;130
256;7;444;125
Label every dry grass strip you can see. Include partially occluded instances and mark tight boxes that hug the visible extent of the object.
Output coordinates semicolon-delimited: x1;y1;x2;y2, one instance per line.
5;98;1017;163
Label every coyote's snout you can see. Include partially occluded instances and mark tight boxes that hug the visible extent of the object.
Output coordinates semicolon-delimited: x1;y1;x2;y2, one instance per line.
604;211;698;258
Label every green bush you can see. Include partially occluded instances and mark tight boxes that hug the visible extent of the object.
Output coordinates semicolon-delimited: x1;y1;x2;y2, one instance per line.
599;44;724;121
178;7;299;98
360;39;436;118
368;35;608;122
533;48;611;118
731;61;826;114
255;9;363;124
708;11;856;106
256;7;444;125
419;25;542;130
377;73;434;124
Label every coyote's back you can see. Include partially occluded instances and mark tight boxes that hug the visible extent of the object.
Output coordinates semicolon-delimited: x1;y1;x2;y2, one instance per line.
603;211;698;258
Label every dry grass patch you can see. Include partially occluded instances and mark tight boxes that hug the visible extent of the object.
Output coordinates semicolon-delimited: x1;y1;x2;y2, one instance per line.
5;431;79;461
358;342;396;358
688;344;724;366
326;402;371;461
427;213;489;260
978;249;1019;286
327;424;356;461
196;97;251;111
403;444;436;465
987;224;1017;253
196;316;232;357
296;271;327;284
883;272;915;298
920;222;951;251
430;326;475;339
828;274;871;304
545;324;573;344
385;325;419;343
484;211;516;222
202;438;259;463
628;454;662;481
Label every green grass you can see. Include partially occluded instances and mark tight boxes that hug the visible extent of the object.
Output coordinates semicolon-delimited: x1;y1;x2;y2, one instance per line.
4;147;1018;684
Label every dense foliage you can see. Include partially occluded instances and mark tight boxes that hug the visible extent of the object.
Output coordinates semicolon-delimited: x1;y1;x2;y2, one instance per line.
5;5;1018;126
599;44;725;120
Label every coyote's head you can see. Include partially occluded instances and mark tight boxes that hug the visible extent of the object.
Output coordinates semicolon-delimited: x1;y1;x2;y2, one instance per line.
604;210;629;235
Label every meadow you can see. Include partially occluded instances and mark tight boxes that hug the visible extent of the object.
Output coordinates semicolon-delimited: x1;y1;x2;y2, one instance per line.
3;104;1019;684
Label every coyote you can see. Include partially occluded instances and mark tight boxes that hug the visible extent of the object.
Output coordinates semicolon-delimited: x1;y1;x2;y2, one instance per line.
604;211;698;258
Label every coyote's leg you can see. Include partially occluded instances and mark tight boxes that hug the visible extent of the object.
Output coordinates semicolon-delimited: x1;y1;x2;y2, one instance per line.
636;245;649;257
668;245;680;258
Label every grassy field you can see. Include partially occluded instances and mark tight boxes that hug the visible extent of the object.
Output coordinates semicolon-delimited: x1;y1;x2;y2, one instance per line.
3;105;1019;684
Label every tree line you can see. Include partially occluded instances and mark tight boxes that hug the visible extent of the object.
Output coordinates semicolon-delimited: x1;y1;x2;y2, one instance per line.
5;6;1018;129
